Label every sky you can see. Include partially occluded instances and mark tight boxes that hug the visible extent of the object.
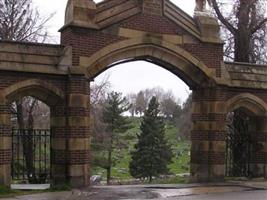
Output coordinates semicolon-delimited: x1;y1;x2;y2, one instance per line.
33;0;196;103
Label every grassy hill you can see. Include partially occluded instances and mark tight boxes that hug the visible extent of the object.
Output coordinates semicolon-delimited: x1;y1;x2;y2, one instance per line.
92;117;190;182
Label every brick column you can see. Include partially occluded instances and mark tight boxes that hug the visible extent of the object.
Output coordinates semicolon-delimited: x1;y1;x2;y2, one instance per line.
262;117;267;178
0;99;11;186
51;75;90;188
260;116;267;178
190;88;226;182
51;105;68;185
250;116;267;177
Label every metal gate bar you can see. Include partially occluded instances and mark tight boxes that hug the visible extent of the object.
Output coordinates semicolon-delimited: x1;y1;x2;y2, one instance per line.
11;129;51;184
226;110;251;177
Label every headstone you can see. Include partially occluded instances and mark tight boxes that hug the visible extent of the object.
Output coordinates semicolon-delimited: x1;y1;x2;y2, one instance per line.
90;175;102;185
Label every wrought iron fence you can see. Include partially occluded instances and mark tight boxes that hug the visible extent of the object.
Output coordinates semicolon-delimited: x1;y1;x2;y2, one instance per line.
11;129;51;184
226;110;251;177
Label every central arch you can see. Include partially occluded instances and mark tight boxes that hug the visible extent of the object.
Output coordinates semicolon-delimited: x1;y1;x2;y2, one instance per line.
80;38;215;88
80;36;227;183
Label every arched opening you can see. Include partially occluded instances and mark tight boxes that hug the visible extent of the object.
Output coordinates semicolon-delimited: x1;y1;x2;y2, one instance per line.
83;39;224;184
89;55;204;184
10;97;51;185
226;94;267;179
3;80;64;186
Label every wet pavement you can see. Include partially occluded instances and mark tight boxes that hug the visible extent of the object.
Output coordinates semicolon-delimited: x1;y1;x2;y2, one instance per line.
2;181;267;200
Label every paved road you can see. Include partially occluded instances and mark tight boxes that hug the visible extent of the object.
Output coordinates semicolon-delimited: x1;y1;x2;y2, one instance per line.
165;190;267;200
2;182;267;200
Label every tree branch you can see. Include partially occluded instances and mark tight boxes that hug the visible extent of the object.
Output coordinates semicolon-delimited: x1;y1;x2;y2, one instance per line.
210;0;237;34
251;18;267;34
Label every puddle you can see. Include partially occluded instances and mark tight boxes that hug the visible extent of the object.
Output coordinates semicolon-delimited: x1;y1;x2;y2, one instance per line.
153;186;252;198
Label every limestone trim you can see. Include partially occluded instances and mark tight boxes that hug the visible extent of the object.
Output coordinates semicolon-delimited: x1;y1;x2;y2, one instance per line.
95;0;202;38
2;79;65;106
62;0;222;44
80;37;215;88
217;62;267;89
226;93;267;116
0;41;69;75
108;27;196;44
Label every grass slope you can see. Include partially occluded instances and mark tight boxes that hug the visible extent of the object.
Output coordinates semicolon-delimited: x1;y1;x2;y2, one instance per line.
92;117;190;181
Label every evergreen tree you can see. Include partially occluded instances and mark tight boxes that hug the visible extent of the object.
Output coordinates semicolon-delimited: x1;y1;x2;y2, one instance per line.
129;97;173;182
101;91;132;184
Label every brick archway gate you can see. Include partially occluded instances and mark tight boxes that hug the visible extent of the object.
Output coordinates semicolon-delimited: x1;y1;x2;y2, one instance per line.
0;0;267;188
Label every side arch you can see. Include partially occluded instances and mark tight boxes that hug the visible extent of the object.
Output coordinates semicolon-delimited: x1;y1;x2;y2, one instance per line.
226;93;267;116
80;37;216;88
2;79;65;106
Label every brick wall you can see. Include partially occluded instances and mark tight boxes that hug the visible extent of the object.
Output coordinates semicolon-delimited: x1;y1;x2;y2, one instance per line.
52;150;90;165
61;27;125;66
0;150;12;165
52;127;91;138
119;14;187;35
181;43;224;77
191;151;225;165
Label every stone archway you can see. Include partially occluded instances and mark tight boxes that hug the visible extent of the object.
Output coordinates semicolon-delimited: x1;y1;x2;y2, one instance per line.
2;79;65;106
0;79;66;186
60;0;235;184
0;0;267;188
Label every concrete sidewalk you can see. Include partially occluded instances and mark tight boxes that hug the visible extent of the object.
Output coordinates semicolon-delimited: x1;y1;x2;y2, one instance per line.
1;191;72;200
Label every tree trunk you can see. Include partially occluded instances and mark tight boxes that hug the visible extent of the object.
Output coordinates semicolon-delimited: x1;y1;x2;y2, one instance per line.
22;129;37;183
234;0;252;63
107;166;111;185
16;100;24;129
234;34;251;62
16;99;38;183
106;133;113;185
107;147;112;185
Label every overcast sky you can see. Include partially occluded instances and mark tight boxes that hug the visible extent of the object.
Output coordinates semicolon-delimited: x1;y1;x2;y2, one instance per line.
33;0;196;103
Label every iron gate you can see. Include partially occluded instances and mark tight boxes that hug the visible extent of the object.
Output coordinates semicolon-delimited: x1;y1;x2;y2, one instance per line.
226;110;251;177
11;129;51;183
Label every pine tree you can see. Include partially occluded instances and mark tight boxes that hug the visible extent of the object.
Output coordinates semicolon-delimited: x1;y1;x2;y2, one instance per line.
129;97;173;182
101;91;132;184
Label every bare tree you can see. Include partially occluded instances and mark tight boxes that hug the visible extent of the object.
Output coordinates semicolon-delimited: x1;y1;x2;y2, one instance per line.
174;94;192;140
135;91;146;116
0;0;53;42
91;74;111;106
210;0;267;63
161;96;179;119
126;93;137;117
90;76;111;141
0;0;54;129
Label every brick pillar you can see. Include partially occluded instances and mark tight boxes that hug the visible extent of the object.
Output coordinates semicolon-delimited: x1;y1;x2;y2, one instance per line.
51;75;91;188
262;117;267;178
51;105;68;186
190;88;226;182
250;116;267;177
0;99;11;186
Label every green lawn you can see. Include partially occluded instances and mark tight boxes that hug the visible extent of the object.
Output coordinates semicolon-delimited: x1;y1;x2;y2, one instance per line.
92;117;191;182
0;185;44;199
